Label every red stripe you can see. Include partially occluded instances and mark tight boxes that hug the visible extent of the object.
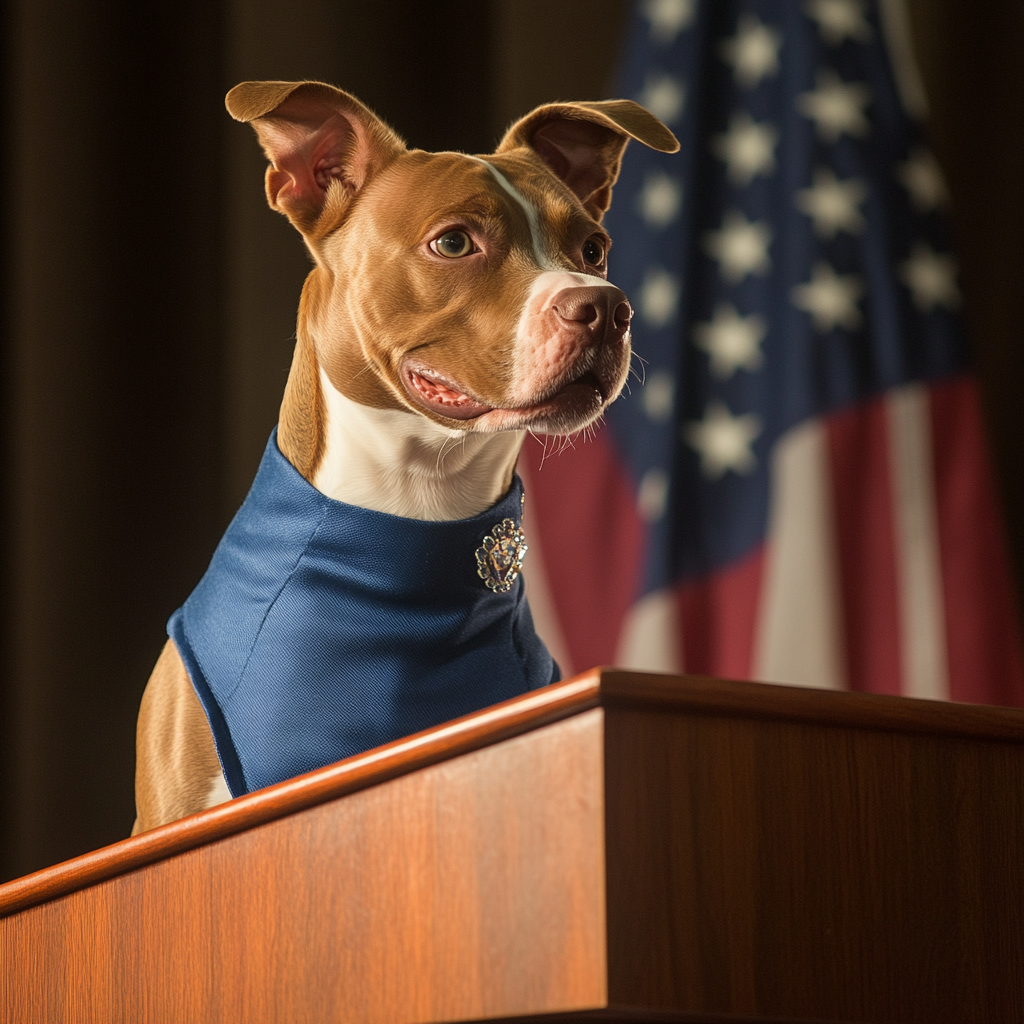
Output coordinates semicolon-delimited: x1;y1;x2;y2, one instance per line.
929;376;1024;706
519;431;644;673
827;398;903;695
676;545;765;679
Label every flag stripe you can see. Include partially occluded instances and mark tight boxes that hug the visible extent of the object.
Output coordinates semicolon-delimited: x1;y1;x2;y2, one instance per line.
520;493;575;677
753;419;845;689
616;587;684;672
678;545;765;678
930;376;1024;705
519;432;644;673
886;383;949;700
827;399;903;694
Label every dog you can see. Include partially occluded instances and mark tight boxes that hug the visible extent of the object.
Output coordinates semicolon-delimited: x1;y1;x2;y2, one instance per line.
132;80;678;834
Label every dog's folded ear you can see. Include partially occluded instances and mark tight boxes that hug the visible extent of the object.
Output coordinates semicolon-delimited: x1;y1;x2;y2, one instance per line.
226;81;405;237
497;101;679;221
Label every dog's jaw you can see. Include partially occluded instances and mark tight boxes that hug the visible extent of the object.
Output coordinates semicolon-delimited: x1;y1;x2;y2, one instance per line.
313;367;524;520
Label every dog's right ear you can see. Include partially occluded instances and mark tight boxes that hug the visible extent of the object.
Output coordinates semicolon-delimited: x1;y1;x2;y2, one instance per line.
226;81;405;238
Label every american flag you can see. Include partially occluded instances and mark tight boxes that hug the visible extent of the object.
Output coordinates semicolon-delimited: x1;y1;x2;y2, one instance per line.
520;0;1024;703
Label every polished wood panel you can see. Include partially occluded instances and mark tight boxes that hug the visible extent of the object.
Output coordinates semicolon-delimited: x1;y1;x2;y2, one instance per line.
0;710;607;1024
4;670;1024;1023
0;670;602;919
7;669;1022;921
604;707;1024;1023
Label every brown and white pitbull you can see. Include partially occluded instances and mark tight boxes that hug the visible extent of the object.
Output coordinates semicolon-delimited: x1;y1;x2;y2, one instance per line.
133;80;678;834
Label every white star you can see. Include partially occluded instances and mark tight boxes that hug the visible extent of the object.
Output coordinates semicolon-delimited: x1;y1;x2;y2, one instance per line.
638;73;686;125
795;167;867;237
804;0;871;46
713;113;778;186
685;401;762;479
719;15;783;89
639;267;681;328
643;0;696;44
637;171;683;228
642;369;676;421
693;303;766;378
897;148;949;211
792;262;863;331
637;468;670;522
797;70;871;142
900;243;961;311
704;210;772;282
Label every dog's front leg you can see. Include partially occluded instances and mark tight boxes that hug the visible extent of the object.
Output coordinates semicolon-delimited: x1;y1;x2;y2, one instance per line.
132;640;230;834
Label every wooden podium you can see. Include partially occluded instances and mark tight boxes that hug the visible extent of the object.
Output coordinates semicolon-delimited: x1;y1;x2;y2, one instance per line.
2;669;1023;1023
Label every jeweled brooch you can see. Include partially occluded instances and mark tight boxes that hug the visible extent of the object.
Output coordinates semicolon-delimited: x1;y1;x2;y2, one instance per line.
476;518;528;593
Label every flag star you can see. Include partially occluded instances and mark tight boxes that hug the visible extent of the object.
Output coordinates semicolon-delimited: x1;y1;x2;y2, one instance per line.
693;303;767;378
637;171;683;228
637;468;670;522
638;73;686;125
643;0;696;44
792;262;864;331
897;148;949;211
804;0;871;46
639;266;681;328
797;70;871;142
641;369;676;421
795;167;867;237
685;401;762;479
704;211;772;282
900;243;961;311
712;112;779;186
719;15;783;89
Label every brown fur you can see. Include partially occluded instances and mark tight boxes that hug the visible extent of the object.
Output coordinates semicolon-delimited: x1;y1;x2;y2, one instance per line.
132;640;222;835
133;81;679;834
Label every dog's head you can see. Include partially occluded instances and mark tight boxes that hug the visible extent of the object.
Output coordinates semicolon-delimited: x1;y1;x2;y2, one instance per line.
228;81;678;437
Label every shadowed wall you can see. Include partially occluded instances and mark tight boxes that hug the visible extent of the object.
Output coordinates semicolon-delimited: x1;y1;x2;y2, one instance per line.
2;0;1020;882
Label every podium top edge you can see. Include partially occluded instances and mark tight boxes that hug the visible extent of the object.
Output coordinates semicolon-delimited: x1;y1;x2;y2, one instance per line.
3;669;1022;917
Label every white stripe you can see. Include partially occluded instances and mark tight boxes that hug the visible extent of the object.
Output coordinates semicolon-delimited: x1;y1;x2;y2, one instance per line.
878;0;930;119
520;482;575;676
468;156;558;270
615;588;683;673
753;420;845;690
886;384;949;700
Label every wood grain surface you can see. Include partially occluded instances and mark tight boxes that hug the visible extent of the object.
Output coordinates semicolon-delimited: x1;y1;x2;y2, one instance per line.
604;707;1024;1023
0;669;604;919
3;670;1024;1023
1;710;607;1024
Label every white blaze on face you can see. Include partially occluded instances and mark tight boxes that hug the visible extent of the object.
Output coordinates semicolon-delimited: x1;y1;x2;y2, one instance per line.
467;156;560;271
467;156;629;408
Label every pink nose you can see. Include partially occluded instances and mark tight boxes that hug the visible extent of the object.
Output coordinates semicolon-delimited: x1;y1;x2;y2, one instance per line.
551;286;632;340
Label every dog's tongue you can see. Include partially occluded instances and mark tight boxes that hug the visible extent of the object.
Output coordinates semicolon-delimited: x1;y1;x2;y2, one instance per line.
406;369;493;420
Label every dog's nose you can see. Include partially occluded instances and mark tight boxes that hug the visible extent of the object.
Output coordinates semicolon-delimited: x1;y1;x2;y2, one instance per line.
552;285;631;341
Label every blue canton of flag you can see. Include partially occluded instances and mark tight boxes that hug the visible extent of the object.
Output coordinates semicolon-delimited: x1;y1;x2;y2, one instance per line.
605;0;962;589
521;0;1024;704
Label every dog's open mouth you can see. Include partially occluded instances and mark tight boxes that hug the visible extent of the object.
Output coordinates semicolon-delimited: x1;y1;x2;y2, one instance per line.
402;364;606;427
404;367;494;420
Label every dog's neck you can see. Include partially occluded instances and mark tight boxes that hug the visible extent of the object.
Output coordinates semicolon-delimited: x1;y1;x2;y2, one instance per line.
310;368;524;521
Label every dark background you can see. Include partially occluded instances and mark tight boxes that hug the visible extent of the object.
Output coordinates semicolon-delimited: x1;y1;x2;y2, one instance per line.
1;0;1021;883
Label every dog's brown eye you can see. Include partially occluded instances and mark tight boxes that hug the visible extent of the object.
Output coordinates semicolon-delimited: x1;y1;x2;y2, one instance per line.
583;238;605;266
431;230;473;258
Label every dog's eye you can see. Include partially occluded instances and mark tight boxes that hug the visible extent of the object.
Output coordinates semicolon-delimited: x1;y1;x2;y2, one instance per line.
430;231;474;258
582;238;605;266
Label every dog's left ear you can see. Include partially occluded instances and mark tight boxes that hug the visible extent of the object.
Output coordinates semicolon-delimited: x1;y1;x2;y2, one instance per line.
226;80;405;238
497;100;679;221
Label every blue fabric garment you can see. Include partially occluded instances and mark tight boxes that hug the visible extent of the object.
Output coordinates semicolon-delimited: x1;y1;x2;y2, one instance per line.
169;430;558;797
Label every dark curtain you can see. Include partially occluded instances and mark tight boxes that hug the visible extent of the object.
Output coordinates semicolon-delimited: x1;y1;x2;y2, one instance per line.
1;0;1020;883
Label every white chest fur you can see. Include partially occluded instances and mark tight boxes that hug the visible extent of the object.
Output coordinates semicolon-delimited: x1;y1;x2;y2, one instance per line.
313;369;525;521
